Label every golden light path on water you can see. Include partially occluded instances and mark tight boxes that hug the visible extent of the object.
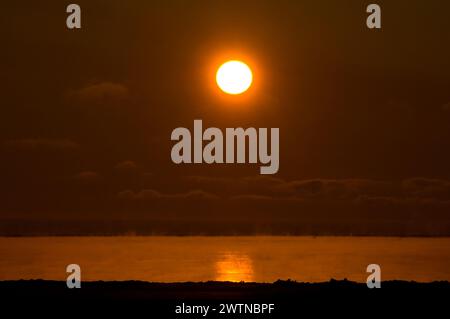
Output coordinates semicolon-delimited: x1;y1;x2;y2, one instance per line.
215;253;254;282
1;236;450;283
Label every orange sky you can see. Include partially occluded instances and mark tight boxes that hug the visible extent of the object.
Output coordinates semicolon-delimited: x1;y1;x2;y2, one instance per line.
1;0;450;235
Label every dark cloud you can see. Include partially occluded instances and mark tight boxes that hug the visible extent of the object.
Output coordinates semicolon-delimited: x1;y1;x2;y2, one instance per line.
118;189;219;201
275;179;395;199
115;160;138;171
1;173;449;235
67;82;129;105
184;175;286;197
181;176;450;208
115;175;450;209
402;178;450;199
230;194;285;201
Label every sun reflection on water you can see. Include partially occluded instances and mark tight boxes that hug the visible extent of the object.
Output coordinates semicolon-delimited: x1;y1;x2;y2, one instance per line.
215;252;254;282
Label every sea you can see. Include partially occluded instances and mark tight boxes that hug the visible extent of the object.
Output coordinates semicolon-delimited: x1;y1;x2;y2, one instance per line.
1;236;449;282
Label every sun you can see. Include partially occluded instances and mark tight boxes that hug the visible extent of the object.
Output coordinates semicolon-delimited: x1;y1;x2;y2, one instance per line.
216;60;253;95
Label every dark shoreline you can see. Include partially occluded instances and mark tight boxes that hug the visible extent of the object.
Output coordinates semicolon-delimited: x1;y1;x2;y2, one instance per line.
2;280;449;317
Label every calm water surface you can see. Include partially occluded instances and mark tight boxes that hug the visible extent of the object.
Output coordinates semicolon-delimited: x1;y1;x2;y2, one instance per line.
1;236;449;282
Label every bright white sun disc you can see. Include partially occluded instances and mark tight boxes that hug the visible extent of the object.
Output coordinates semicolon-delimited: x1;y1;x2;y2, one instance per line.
216;60;253;95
